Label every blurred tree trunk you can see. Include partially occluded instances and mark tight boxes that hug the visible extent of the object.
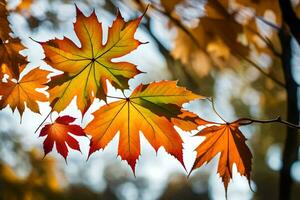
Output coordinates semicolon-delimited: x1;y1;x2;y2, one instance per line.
279;26;299;200
279;0;300;199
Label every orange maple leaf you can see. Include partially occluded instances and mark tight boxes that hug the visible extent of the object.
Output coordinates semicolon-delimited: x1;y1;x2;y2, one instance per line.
39;115;86;160
0;38;28;79
172;109;211;131
0;67;50;116
39;6;144;115
0;0;27;79
85;81;202;173
190;122;252;194
0;0;10;41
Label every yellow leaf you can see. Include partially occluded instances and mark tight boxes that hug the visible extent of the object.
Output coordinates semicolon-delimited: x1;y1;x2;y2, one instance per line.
40;6;143;114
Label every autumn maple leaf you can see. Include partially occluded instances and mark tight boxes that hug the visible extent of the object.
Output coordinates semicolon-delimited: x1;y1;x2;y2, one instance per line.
39;115;86;160
0;0;28;79
172;109;211;131
190;122;252;194
85;81;202;173
39;6;144;115
0;38;28;79
0;67;50;116
0;0;10;41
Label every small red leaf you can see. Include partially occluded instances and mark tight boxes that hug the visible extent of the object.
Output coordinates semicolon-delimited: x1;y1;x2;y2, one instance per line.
39;115;86;160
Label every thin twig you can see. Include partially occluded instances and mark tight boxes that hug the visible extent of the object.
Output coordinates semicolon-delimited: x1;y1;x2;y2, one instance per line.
233;116;300;129
213;2;281;57
206;99;299;129
243;19;281;57
255;16;281;31
236;53;285;88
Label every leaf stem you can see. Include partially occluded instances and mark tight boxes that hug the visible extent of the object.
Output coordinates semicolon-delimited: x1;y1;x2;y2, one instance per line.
207;98;227;123
106;95;124;100
34;110;52;133
121;90;127;98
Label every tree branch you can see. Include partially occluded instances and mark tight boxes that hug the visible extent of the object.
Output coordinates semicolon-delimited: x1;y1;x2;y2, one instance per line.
236;53;285;88
233;116;300;129
207;99;299;129
244;19;281;57
256;16;281;31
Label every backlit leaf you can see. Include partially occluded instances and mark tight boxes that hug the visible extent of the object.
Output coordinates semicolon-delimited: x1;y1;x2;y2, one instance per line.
190;122;252;194
0;0;10;41
40;6;143;114
85;81;202;172
39;115;86;160
0;0;27;79
0;67;50;116
0;38;28;79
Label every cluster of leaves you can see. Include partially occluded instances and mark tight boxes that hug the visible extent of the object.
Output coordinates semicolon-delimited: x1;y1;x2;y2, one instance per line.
0;0;255;195
0;0;50;115
154;0;283;82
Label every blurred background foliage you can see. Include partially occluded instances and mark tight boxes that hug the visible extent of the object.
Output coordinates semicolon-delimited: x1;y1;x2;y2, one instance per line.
1;0;300;199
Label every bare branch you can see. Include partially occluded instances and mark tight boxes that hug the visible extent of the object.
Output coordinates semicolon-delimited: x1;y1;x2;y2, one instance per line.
255;16;281;30
234;116;300;129
244;18;281;57
235;52;285;88
206;100;300;129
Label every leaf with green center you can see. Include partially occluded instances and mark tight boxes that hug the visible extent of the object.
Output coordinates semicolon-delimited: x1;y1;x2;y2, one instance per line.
84;81;203;173
39;6;144;115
